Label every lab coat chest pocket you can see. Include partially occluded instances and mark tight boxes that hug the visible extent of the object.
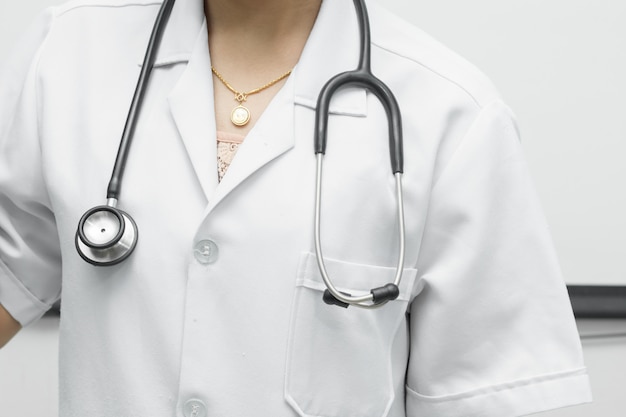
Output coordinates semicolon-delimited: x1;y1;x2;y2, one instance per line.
285;252;418;417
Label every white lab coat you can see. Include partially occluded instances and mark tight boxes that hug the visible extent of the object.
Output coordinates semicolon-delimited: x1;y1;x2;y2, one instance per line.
0;0;591;416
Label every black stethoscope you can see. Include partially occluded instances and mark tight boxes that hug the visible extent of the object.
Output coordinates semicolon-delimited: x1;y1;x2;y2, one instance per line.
75;0;406;309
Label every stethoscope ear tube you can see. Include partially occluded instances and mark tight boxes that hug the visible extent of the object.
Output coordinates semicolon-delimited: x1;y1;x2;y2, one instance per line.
314;155;406;309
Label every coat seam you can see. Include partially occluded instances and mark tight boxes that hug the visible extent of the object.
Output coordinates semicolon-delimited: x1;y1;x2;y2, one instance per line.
406;367;588;403
55;0;163;19
371;41;484;110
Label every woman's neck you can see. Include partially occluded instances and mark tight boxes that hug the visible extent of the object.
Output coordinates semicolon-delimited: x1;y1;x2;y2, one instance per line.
204;0;322;72
205;0;322;37
204;0;322;136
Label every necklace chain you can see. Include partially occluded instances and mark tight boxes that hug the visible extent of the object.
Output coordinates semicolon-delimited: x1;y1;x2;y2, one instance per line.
211;66;293;103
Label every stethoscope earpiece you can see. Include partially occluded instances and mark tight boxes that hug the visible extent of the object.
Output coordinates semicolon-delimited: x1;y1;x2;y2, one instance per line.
75;204;138;266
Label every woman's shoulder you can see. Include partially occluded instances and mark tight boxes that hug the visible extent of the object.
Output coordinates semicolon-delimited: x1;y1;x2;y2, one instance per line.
368;0;500;109
29;0;163;41
26;0;165;70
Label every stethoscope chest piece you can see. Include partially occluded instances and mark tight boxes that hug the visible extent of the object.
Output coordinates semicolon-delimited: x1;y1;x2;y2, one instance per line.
74;0;174;267
75;205;138;266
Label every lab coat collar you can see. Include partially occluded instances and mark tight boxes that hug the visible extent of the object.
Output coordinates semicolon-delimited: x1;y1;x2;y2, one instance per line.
167;21;218;201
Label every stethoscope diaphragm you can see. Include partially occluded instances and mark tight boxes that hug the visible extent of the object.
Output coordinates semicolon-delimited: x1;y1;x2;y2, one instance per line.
75;205;138;266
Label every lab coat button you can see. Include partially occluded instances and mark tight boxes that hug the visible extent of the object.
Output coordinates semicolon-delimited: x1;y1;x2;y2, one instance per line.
183;399;207;417
193;239;219;264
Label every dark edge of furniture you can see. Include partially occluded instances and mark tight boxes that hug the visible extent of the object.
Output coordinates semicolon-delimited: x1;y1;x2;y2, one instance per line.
567;285;626;319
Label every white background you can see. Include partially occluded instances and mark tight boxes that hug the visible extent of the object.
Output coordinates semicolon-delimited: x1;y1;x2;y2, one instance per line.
1;0;625;416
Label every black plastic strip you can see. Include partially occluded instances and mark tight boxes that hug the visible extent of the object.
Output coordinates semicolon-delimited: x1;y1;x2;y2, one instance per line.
567;285;626;319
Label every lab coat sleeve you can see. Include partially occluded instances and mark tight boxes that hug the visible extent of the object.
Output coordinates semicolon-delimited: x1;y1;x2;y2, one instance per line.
406;100;591;416
0;8;62;327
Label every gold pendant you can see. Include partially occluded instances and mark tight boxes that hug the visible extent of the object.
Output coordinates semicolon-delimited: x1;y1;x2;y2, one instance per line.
231;105;251;127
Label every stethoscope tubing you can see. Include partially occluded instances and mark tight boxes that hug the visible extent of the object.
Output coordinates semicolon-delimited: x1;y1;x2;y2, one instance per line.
314;70;404;174
106;0;176;200
313;0;403;175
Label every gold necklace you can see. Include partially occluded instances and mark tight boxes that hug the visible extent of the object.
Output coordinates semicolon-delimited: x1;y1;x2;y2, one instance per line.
211;66;293;127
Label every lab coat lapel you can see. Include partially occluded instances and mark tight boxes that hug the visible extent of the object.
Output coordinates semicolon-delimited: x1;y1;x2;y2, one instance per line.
167;22;219;202
204;77;296;213
133;0;217;202
204;0;367;212
162;0;367;210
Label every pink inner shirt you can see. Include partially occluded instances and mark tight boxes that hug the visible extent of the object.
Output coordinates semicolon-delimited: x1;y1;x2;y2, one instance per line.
216;130;245;182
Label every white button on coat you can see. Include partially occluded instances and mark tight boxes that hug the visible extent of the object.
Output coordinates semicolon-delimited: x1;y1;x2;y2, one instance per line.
0;0;591;416
193;240;218;264
183;399;207;417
